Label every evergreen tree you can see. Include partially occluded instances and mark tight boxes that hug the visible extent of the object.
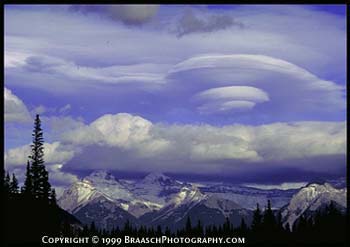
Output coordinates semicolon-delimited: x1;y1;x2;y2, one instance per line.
251;203;262;232
262;200;276;229
29;114;51;200
237;218;248;236
4;172;11;194
50;188;57;205
185;216;192;236
196;219;203;236
156;225;162;236
22;161;33;196
9;173;19;194
165;226;171;236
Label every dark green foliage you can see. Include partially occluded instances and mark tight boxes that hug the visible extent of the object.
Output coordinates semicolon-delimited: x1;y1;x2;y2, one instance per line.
9;173;19;195
21;161;33;196
4;172;11;196
251;203;262;233
3;114;80;246
28;114;52;201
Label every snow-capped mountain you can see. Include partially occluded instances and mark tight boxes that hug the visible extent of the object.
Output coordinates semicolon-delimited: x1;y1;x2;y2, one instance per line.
59;171;131;213
140;187;253;230
58;170;346;231
129;172;185;205
281;182;347;230
200;184;296;209
58;171;161;218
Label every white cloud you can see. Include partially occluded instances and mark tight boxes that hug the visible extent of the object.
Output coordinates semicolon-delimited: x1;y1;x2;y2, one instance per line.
4;87;31;123
55;113;346;174
47;163;78;185
195;86;269;103
20;55;166;89
194;86;269;114
58;104;71;114
62;113;170;155
32;105;47;115
167;54;345;115
4;113;346;178
5;141;75;167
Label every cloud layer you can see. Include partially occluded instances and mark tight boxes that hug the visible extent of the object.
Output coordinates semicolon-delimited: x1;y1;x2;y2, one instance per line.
4;87;31;123
5;113;345;184
4;5;346;185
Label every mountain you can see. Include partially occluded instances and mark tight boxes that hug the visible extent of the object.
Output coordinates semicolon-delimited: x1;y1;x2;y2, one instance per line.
281;182;347;230
73;195;138;230
199;184;296;209
140;188;253;230
129;172;185;205
59;170;159;214
59;170;345;231
59;170;131;213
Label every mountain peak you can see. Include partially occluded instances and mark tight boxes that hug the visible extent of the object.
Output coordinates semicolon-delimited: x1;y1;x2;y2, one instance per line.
281;182;346;230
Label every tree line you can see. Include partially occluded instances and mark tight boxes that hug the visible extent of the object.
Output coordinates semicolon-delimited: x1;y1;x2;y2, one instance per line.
69;199;346;246
3;115;76;246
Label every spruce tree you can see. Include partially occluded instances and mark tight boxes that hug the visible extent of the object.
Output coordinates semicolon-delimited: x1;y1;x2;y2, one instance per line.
251;203;262;232
50;188;57;205
4;172;11;194
29;114;51;200
22;161;33;196
185;216;192;234
9;173;19;194
238;218;248;235
262;200;276;229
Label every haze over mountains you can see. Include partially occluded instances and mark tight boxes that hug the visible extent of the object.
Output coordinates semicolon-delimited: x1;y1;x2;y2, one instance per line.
58;170;346;231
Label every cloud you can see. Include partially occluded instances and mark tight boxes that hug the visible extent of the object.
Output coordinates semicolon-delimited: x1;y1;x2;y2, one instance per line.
4;87;31;123
175;9;243;37
20;55;166;89
5;141;75;167
58;104;71;114
194;86;269;114
3;5;346;184
56;113;345;176
61;114;169;155
32;105;47;115
4;112;346;182
71;5;159;25
167;54;345;118
47;163;79;186
8;163;78;188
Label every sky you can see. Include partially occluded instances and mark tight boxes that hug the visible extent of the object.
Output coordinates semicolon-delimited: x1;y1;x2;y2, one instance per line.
4;4;347;190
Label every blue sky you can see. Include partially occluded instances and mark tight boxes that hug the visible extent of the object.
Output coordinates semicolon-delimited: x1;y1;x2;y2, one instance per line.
4;5;346;188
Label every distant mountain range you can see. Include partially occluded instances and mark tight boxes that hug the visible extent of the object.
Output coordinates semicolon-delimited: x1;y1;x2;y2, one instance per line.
58;171;346;231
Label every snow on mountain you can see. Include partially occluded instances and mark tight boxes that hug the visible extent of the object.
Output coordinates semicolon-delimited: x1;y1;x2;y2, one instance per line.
140;185;206;224
167;185;205;208
83;170;134;200
58;179;106;213
139;186;253;230
130;172;185;205
203;195;243;217
58;171;161;217
73;195;138;230
59;170;346;231
281;182;346;230
200;184;295;209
